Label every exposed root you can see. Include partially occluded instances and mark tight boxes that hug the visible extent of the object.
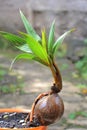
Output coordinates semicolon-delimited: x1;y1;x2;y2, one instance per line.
25;92;49;123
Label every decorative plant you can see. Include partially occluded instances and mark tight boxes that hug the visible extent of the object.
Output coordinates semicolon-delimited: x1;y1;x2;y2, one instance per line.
0;11;74;127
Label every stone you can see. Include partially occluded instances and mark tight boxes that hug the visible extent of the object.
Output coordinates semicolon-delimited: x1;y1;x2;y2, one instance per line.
19;120;25;123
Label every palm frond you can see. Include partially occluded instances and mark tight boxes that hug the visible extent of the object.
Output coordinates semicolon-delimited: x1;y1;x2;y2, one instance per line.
20;10;41;42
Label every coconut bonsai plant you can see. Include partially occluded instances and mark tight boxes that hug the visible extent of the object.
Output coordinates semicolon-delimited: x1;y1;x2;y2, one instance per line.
0;10;74;130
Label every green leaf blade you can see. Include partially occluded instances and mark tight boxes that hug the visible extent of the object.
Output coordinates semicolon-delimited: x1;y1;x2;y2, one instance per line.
10;53;36;69
10;53;49;70
52;28;75;56
19;32;50;66
20;10;41;41
16;44;32;53
48;20;55;55
0;31;25;46
41;29;47;51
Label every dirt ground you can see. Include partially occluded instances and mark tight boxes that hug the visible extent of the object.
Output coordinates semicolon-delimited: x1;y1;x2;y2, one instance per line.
0;53;87;130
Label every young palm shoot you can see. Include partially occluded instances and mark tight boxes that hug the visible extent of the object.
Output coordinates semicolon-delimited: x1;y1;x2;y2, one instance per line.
0;11;74;126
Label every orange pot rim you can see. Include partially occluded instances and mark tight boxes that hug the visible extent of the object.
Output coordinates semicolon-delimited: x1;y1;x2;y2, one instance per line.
0;108;47;130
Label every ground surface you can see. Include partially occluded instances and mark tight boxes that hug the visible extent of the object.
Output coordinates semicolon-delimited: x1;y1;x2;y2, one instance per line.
0;52;87;130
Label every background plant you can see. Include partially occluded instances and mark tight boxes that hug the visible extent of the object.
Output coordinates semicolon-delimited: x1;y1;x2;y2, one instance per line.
0;66;24;94
75;40;87;80
68;110;87;120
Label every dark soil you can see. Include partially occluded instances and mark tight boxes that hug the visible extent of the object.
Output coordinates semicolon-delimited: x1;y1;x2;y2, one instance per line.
0;112;41;128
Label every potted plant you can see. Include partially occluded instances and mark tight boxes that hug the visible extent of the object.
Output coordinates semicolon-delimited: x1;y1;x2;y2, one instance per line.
0;11;74;130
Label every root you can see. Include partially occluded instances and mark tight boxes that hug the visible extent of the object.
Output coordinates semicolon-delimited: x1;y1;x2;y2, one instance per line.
25;92;49;123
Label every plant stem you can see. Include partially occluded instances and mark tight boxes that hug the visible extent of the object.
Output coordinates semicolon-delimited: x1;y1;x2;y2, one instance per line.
50;60;62;93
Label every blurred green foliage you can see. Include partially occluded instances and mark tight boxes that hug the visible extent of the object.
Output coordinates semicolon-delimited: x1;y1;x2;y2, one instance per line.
76;83;87;89
75;40;87;80
68;111;87;120
0;66;24;94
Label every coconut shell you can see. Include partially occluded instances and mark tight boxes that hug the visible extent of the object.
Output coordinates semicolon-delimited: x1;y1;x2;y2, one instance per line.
34;93;64;125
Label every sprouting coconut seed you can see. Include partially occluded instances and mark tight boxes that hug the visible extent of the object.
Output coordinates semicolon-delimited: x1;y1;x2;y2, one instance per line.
34;93;64;125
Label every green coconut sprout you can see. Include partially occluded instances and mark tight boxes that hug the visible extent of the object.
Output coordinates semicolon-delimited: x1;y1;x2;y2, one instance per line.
0;10;74;92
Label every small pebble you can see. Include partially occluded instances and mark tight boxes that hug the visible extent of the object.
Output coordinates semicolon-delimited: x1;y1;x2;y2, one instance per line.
19;119;25;123
22;122;26;126
3;115;8;119
9;112;16;116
